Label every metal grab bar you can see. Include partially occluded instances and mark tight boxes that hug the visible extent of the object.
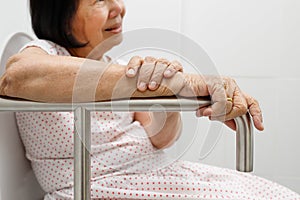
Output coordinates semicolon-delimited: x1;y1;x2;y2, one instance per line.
0;96;253;200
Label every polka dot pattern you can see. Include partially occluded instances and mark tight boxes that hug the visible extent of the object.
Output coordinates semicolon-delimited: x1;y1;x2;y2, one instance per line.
16;40;300;200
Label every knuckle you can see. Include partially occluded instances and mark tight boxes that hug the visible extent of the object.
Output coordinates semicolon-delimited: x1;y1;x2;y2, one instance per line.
128;56;142;68
223;76;235;83
248;96;259;105
252;106;262;115
157;58;169;64
234;104;247;114
224;76;234;81
144;56;156;63
171;60;181;66
131;55;142;60
167;64;176;71
253;98;260;105
171;60;183;69
229;76;236;82
240;105;248;114
156;60;169;68
172;60;182;65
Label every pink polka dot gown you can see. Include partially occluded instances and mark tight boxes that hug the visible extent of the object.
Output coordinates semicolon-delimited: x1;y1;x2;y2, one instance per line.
16;40;300;200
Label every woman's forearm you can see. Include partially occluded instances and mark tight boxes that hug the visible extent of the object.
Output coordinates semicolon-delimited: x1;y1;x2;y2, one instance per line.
0;48;191;102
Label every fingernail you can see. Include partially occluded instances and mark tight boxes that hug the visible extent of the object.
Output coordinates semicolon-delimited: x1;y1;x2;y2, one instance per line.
127;68;135;76
149;81;157;89
138;82;146;90
164;69;173;77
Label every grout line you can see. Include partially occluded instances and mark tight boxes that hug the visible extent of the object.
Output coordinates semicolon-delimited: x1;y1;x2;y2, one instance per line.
179;0;183;34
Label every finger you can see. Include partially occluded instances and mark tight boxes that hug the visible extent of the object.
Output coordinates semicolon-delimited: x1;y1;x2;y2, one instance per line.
224;120;236;130
203;76;240;121
164;60;183;78
148;58;169;90
126;56;143;77
197;106;220;119
137;56;156;91
197;107;237;130
225;77;235;101
245;93;264;131
207;78;233;120
225;89;248;120
208;78;227;103
202;106;212;116
196;106;208;117
209;101;233;121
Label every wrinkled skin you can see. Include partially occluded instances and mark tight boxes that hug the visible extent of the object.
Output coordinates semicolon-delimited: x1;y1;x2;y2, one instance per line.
0;52;263;131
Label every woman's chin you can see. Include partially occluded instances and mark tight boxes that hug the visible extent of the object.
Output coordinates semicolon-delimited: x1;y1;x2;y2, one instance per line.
109;32;123;46
88;34;123;60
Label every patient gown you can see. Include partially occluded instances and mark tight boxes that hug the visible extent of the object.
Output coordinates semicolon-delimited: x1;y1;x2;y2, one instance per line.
16;40;300;200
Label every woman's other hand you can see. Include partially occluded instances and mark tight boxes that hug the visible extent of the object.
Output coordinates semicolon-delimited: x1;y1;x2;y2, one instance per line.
179;74;264;131
199;76;264;131
125;56;183;91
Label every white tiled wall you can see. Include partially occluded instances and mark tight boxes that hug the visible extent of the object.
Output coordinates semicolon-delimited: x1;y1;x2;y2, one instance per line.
180;0;282;78
124;0;182;32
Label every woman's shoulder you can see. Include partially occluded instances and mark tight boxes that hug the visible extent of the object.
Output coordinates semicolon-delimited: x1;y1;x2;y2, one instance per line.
20;39;70;56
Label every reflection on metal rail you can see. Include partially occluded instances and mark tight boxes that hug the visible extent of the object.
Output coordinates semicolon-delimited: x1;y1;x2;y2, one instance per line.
0;96;253;200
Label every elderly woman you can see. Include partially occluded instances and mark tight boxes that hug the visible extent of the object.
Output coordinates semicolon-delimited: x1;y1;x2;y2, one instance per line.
0;0;299;199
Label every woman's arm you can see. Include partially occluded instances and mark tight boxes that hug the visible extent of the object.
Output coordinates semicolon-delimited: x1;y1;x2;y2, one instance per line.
134;112;182;149
0;47;264;130
0;47;185;102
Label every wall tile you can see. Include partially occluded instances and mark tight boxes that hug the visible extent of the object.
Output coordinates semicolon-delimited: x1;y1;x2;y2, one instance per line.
280;0;300;79
124;0;181;32
274;80;300;179
180;0;281;77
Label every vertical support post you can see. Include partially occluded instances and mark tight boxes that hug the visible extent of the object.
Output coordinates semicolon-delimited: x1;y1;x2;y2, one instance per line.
74;107;91;200
235;113;253;172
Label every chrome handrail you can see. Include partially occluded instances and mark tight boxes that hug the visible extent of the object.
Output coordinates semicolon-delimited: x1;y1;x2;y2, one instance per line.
0;96;253;200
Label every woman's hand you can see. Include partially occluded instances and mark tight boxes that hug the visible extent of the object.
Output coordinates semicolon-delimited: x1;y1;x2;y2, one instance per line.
178;74;264;131
200;76;264;131
126;56;184;149
125;56;183;91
